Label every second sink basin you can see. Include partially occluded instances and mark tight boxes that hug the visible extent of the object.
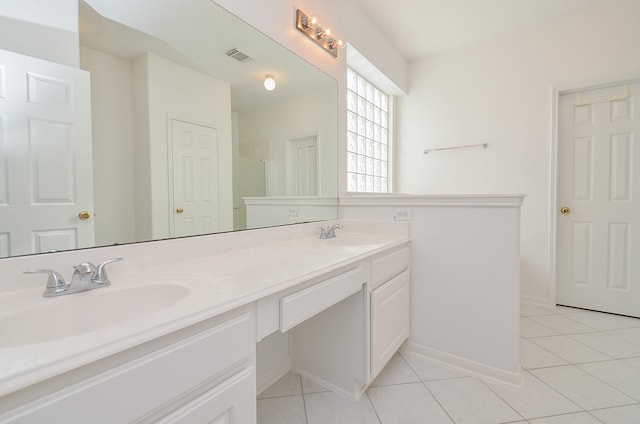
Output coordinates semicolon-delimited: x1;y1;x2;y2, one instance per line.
0;283;190;347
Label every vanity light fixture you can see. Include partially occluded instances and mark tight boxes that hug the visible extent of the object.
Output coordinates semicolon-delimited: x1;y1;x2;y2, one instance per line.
263;74;276;91
295;9;344;58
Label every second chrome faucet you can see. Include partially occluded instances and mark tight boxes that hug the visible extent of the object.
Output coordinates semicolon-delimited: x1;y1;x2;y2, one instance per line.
320;224;343;239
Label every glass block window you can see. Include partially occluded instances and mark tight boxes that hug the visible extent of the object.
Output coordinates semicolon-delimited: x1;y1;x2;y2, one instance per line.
347;68;390;193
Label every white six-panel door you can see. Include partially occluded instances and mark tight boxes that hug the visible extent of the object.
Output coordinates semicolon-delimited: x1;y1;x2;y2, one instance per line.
171;119;220;238
557;82;640;317
0;49;94;257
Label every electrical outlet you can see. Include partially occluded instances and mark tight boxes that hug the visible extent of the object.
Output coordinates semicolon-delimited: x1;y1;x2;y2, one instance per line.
288;207;299;217
393;208;412;221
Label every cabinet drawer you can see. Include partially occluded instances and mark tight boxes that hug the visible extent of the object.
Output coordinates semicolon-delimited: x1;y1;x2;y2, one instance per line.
156;368;255;424
280;266;364;331
371;246;410;289
1;310;253;424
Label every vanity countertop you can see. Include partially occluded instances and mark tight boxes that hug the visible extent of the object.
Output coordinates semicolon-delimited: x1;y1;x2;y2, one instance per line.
0;231;409;397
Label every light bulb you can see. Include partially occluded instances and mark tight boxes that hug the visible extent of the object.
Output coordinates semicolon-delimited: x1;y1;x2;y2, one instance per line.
263;75;276;91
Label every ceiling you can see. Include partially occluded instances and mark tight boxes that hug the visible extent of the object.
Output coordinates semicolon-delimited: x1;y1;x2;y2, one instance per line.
351;0;614;59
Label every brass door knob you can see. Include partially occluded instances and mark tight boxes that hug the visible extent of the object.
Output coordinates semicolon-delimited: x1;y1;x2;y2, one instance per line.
176;207;184;214
78;210;91;220
560;207;570;215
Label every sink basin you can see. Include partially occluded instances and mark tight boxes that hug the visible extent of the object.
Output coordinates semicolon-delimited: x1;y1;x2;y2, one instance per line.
0;283;190;347
322;235;387;246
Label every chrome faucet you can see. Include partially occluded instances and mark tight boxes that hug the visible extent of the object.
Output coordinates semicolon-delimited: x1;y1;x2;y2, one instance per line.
25;258;123;298
320;224;343;239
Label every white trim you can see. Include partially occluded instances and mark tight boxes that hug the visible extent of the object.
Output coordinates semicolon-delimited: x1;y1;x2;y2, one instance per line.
401;342;522;388
548;87;560;307
558;77;640;96
292;367;367;401
521;294;554;308
339;194;525;208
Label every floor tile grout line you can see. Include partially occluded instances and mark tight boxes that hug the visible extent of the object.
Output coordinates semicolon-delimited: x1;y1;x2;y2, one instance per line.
394;351;461;423
523;332;640;409
363;391;383;424
301;394;309;424
604;329;640;348
297;374;310;424
574;363;640;403
560;311;637;331
417;380;458;424
556;332;620;360
524;334;614;364
519;368;586;415
520;337;570;368
476;377;526;423
520;316;560;338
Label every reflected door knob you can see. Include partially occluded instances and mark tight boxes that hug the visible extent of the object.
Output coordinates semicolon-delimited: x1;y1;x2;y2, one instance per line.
176;207;184;214
560;207;570;215
78;210;91;220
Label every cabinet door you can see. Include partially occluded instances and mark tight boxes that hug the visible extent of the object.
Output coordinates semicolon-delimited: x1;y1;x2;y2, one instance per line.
155;368;255;424
371;270;410;378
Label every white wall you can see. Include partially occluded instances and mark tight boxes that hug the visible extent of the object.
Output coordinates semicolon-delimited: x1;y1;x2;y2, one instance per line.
133;53;234;240
396;0;640;304
0;0;79;66
237;86;338;197
80;46;136;247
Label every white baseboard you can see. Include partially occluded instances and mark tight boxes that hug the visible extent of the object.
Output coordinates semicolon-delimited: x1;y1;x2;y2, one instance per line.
401;342;522;388
521;294;553;308
256;356;292;395
291;367;367;401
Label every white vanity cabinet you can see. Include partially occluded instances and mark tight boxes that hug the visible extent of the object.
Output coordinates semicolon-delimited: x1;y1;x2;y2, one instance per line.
369;246;411;379
256;242;411;399
0;305;256;424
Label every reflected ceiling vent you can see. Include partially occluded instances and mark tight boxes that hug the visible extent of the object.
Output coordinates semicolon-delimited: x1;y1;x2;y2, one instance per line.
225;48;252;63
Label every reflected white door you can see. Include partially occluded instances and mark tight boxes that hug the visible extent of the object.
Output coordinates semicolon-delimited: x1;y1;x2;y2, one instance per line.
171;120;220;237
286;135;318;196
557;82;640;317
0;49;94;257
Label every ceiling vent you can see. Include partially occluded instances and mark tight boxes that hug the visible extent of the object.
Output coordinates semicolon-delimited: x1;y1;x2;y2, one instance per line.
225;48;252;63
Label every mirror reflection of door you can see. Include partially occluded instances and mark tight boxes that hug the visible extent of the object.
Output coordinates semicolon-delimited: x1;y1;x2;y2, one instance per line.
170;120;220;237
286;134;319;196
0;49;94;257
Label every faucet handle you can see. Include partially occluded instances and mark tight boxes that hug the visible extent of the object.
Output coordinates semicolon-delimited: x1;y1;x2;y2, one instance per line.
92;258;123;285
74;262;97;275
24;269;70;297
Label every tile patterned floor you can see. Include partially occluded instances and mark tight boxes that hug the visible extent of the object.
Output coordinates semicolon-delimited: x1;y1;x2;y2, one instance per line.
257;305;640;423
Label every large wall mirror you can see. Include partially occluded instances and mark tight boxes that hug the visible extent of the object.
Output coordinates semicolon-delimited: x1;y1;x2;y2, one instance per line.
0;0;338;258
